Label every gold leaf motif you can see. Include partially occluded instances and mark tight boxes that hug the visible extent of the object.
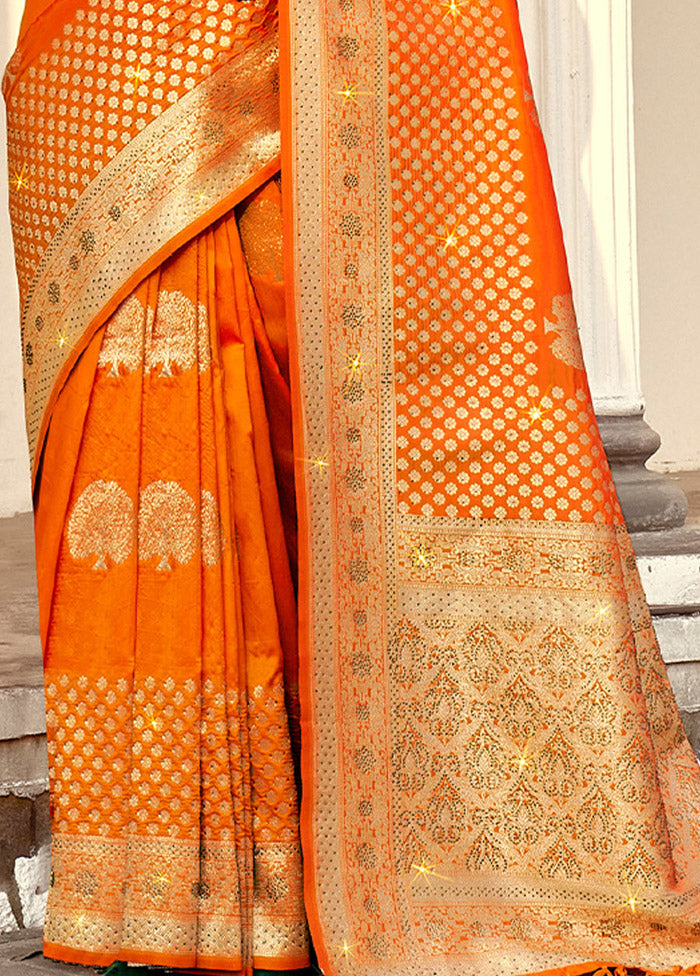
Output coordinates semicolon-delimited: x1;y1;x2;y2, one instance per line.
544;294;585;371
465;830;508;873
67;480;135;570
503;780;543;847
539;835;583;880
98;295;146;376
138;481;197;571
146;290;210;377
618;841;661;889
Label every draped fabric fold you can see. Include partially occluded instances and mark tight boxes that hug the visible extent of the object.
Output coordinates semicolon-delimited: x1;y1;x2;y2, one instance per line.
33;184;309;970
5;0;700;974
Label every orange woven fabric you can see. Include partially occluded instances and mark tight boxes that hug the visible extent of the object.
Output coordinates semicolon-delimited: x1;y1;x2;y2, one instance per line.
6;0;700;974
281;0;700;974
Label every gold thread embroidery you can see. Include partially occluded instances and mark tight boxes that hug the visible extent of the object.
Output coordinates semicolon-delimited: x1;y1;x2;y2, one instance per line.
67;480;135;570
544;294;585;371
138;481;197;571
98;295;147;376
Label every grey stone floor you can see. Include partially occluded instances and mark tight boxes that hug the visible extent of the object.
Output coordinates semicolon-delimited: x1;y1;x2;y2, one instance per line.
0;930;101;974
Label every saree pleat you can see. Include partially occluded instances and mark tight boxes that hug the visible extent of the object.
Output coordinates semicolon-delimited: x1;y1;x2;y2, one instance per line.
34;192;309;970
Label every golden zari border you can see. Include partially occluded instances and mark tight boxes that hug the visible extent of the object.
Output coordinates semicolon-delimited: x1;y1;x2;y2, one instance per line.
396;516;632;593
19;28;280;476
283;0;400;970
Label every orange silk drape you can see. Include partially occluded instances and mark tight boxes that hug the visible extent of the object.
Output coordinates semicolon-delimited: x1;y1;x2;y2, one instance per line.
34;177;309;969
6;0;700;975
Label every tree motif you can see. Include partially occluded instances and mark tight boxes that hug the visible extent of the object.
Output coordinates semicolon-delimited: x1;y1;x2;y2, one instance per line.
138;480;197;571
67;480;135;570
543;293;585;370
146;290;210;377
147;290;195;377
201;489;223;567
98;295;145;376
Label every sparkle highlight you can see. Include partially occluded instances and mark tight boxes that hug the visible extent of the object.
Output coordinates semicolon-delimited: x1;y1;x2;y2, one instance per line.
440;0;468;22
302;453;330;475
336;939;356;969
336;82;369;104
9;162;30;192
511;739;535;773
411;855;446;886
410;541;435;569
346;351;371;379
436;221;465;252
624;883;642;914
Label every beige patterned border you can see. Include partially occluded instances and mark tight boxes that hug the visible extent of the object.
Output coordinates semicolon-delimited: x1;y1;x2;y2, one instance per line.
396;516;631;593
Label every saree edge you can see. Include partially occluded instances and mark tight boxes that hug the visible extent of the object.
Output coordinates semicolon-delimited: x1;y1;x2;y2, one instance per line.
279;1;329;975
519;965;700;976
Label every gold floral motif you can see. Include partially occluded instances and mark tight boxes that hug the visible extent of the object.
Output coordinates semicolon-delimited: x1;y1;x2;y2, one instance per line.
43;669;308;964
67;480;135;570
138;481;197;571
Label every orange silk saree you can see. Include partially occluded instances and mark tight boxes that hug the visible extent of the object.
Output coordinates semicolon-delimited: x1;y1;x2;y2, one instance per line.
5;1;700;975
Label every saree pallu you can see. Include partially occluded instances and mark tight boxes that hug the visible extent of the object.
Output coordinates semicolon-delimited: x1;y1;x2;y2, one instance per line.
5;0;700;975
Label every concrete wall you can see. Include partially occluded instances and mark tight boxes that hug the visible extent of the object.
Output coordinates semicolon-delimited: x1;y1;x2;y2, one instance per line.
632;1;700;473
0;0;30;518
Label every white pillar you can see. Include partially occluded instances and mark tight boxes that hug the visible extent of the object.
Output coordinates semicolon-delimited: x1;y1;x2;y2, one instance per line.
0;0;31;516
519;0;642;417
519;0;687;534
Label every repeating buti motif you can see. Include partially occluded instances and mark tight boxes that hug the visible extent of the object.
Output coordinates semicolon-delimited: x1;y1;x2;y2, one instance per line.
43;673;306;966
248;683;309;959
386;4;612;526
